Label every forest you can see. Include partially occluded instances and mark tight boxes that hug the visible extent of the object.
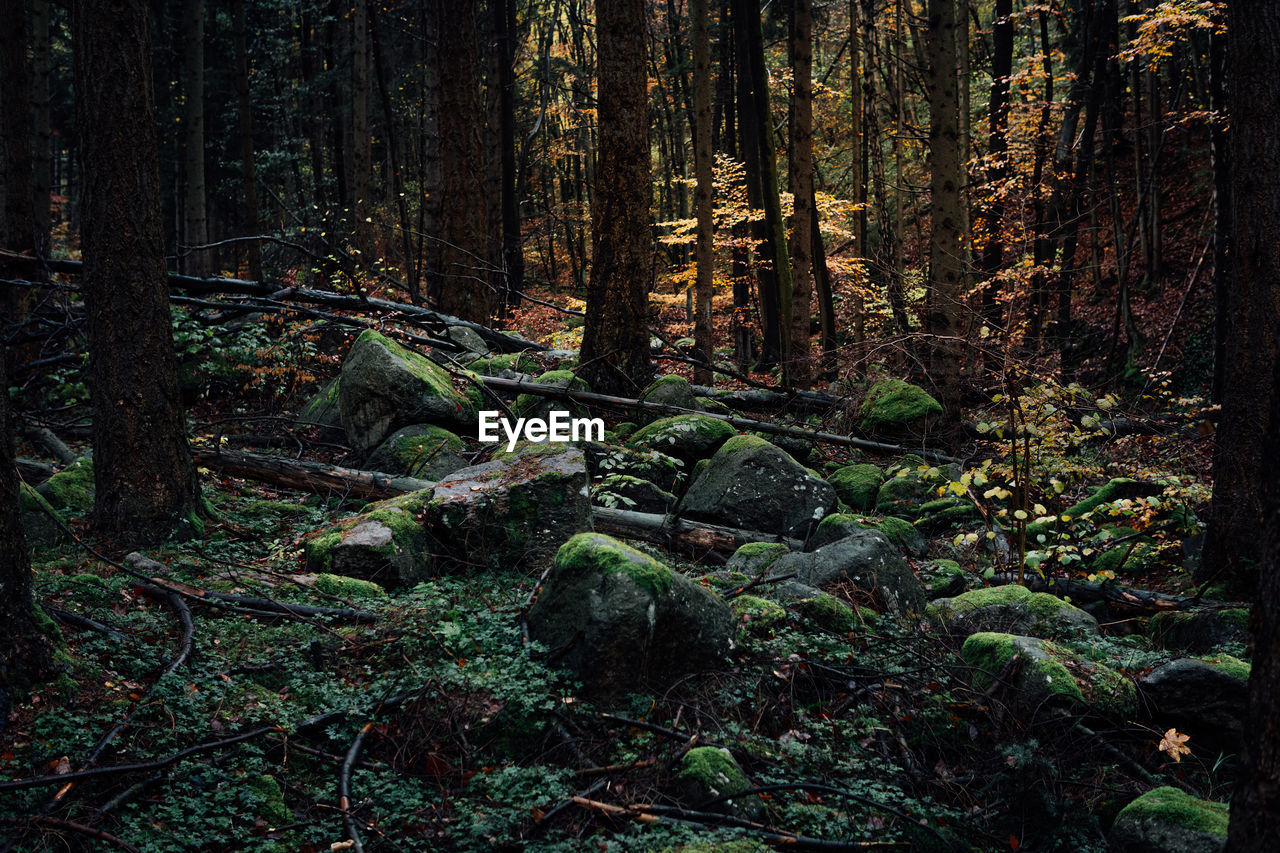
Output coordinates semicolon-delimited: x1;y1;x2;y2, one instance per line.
1;0;1279;850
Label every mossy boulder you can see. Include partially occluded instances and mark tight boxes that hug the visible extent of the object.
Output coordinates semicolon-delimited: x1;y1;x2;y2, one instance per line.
875;464;947;518
726;541;791;576
582;442;685;493
677;747;758;818
771;530;925;616
591;474;677;514
513;369;590;421
961;632;1136;717
807;513;873;549
467;352;540;378
1148;608;1249;654
629;414;737;463
424;444;591;571
866;515;928;557
527;533;734;698
313;573;389;600
1108;787;1228;853
297;377;344;435
914;496;982;533
754;432;815;464
638;374;703;422
1139;657;1249;748
444;325;489;356
731;595;787;638
339;329;477;451
828;463;883;511
784;590;860;633
859;379;942;436
917;559;970;599
678;435;836;537
301;490;434;587
39;457;94;512
927;585;1099;640
365;424;469;480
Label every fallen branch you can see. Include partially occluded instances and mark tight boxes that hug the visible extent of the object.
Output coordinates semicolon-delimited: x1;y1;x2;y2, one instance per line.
593;506;803;557
338;721;375;853
988;573;1247;615
192;446;434;501
0;816;139;853
691;384;842;414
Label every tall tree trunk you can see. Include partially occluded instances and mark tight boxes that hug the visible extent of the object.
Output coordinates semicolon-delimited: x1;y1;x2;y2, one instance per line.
848;0;867;347
926;0;965;414
788;0;815;388
579;0;653;396
691;0;716;385
1;0;38;366
370;2;416;300
72;0;203;545
232;0;261;281
351;0;373;256
433;0;491;323
31;0;51;253
181;0;209;277
1209;24;1230;403
977;0;1011;316
1223;0;1280;846
496;0;524;312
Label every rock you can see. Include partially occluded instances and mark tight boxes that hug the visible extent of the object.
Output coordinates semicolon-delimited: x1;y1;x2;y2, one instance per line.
526;533;734;698
467;352;540;378
445;325;489;356
677;435;835;537
866;516;928;557
297;378;344;436
513;369;590;421
807;513;872;549
424;444;591;571
1148;609;1250;654
639;375;704;422
1139;656;1249;748
591;474;677;514
827;463;883;511
876;464;946;518
859;379;942;436
927;585;1099;640
776;588;861;633
339;329;477;451
917;559;970;599
37;458;94;512
726;541;791;576
914;497;982;533
1108;787;1227;853
312;573;389;600
629;414;737;463
731;595;787;638
582;442;686;493
677;747;759;818
754;432;814;463
365;425;469;480
771;531;925;616
961;632;1136;717
302;491;435;588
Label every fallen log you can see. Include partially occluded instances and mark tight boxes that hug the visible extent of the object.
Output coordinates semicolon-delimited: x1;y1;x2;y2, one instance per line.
192;446;435;500
477;376;961;463
691;384;842;414
592;506;803;558
989;572;1249;615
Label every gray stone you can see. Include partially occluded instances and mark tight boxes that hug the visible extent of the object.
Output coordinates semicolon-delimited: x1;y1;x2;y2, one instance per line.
338;329;477;451
591;474;677;514
446;325;489;356
297;378;344;435
961;632;1136;718
1108;787;1227;853
1139;657;1249;748
678;435;836;537
527;533;734;698
770;530;925;616
629;415;737;464
365;424;469;480
302;491;435;588
927;585;1100;640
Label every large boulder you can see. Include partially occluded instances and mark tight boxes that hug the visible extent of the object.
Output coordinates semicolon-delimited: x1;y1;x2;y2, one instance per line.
927;585;1100;640
677;435;835;537
527;533;734;698
365;424;469;480
302;490;435;588
629;415;737;464
859;379;942;437
639;375;705;422
424;444;591;571
961;632;1136;718
770;530;925;616
339;329;477;451
676;747;759;818
1139;656;1249;748
828;463;883;511
1148;608;1250;654
296;378;344;437
1108;787;1228;853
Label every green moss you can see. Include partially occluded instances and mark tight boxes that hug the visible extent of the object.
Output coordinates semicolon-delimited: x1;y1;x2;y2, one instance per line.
246;774;291;825
1221;608;1251;630
315;573;389;599
1198;653;1251;681
301;490;430;571
355;329;458;399
867;516;921;552
1116;787;1228;836
19;481;56;516
467;352;538;375
718;433;771;456
555;532;673;594
614;422;639;439
241;500;312;519
949;584;1032;612
735;541;788;559
31;603;63;643
732;595;786;622
514;369;589;416
827;463;883;511
679;746;750;795
859;379;943;432
629;415;736;453
44;459;94;511
962;632;1085;704
791;593;858;633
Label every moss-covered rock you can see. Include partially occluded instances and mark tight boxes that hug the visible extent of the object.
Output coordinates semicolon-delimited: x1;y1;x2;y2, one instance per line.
1148;608;1249;654
807;513;873;550
513;369;590;421
731;595;787;638
678;435;836;537
677;747;757;818
772;530;925;617
591;474;677;514
526;533;733;697
301;490;435;587
466;352;540;377
629;414;737;463
638;374;703;422
786;591;860;633
582;442;685;493
338;329;477;450
365;424;468;480
246;774;291;825
39;458;94;512
424;444;591;571
726;541;791;576
927;585;1099;640
1139;656;1249;749
866;515;928;557
859;379;942;436
314;573;389;600
875;464;947;518
827;463;883;512
962;632;1136;717
1108;786;1228;853
918;559;970;599
297;377;344;434
914;496;982;533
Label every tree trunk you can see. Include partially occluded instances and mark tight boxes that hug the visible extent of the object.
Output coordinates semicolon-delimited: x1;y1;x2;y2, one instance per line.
977;0;1012;318
433;0;491;324
1;0;40;376
232;0;262;282
691;0;716;386
72;0;204;545
31;0;52;253
350;0;373;256
578;0;653;396
788;0;815;388
1209;25;1230;403
496;0;524;312
926;0;965;415
181;0;209;277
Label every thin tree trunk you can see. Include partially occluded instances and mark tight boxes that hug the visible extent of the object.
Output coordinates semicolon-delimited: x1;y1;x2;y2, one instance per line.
691;0;716;385
351;0;372;256
0;0;38;366
788;0;815;388
1210;24;1230;403
232;0;261;281
497;0;524;312
181;0;209;277
31;0;51;253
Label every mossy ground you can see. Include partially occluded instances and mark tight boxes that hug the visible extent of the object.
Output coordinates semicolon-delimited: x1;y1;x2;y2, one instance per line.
1116;786;1228;836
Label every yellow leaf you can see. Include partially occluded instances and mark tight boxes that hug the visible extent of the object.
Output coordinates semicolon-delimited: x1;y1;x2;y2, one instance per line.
1158;728;1191;762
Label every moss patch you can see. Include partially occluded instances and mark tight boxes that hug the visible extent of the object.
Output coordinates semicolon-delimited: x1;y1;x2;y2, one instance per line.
679;746;750;795
554;532;673;594
961;632;1085;704
1116;786;1228;836
1198;653;1251;681
43;459;94;511
314;573;389;599
791;593;858;633
246;774;291;825
828;463;883;511
859;379;942;433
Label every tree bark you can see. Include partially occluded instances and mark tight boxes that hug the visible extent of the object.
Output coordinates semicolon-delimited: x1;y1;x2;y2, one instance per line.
72;0;203;545
181;0;209;277
31;0;52;252
231;0;262;282
0;0;37;352
788;0;815;389
496;0;524;312
350;0;373;256
691;0;715;386
579;0;653;396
